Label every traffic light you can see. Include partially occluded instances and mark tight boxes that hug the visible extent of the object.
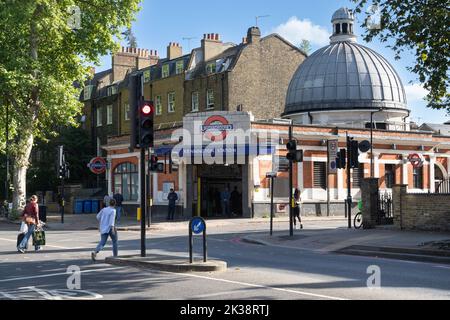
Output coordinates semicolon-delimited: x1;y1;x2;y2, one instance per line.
336;149;347;169
286;140;303;163
149;155;164;173
139;100;154;148
58;164;66;179
350;140;359;169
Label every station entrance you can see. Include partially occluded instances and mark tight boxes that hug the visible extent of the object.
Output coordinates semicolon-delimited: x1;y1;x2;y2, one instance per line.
195;164;244;219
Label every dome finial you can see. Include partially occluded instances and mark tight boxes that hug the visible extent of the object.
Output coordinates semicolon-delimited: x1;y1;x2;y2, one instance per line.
330;7;357;43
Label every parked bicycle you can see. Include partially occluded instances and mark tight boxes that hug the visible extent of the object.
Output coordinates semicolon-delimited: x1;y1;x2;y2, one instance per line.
353;199;363;229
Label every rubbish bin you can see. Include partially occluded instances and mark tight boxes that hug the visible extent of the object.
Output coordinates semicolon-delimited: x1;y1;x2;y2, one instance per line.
38;205;47;222
75;200;84;214
83;200;92;214
91;200;99;214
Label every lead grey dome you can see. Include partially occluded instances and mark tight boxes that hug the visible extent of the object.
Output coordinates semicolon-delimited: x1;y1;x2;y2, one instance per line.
284;41;408;116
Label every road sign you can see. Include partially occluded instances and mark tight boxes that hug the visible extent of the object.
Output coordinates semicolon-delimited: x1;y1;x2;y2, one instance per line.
409;154;424;168
328;140;338;174
191;217;206;235
88;157;107;175
359;140;371;153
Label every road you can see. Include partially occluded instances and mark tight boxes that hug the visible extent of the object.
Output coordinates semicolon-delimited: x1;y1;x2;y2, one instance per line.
1;220;450;301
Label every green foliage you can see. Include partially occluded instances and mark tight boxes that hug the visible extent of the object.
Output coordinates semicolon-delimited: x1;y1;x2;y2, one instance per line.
27;125;94;193
0;0;141;156
352;0;449;110
123;27;138;48
298;39;312;55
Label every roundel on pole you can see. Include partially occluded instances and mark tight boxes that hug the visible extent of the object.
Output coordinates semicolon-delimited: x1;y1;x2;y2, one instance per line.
408;153;424;169
88;157;107;175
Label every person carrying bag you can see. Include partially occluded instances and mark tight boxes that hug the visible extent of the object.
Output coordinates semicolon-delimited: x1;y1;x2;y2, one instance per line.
17;195;43;253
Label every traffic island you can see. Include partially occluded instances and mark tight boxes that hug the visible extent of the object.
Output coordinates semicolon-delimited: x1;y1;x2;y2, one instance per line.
105;254;227;273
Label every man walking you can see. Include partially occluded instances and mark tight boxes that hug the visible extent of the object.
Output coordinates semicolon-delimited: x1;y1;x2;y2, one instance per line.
91;198;118;261
167;189;178;221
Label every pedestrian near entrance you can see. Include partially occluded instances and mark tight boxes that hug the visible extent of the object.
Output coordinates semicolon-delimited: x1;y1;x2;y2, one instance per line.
221;188;231;217
230;187;241;216
113;191;124;225
167;189;178;221
17;195;42;253
91;199;118;261
293;188;303;229
103;194;111;208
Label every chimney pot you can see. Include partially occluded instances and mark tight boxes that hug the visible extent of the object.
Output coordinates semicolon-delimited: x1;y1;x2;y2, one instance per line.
215;34;219;41
204;34;206;39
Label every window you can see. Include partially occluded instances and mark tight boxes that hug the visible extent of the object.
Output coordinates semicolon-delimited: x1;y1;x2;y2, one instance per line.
336;24;341;34
106;105;113;125
143;70;151;83
206;62;216;74
96;107;102;127
114;163;139;201
385;164;396;188
206;89;215;109
124;104;130;121
107;85;117;96
313;162;326;189
413;167;423;189
191;92;199;112
342;23;348;33
176;61;184;75
162;64;170;78
168;92;175;113
352;164;364;187
155;96;162;115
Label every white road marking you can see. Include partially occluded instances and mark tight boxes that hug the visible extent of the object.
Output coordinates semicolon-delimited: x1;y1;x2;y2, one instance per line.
156;270;347;300
0;237;88;250
0;266;124;283
190;291;244;299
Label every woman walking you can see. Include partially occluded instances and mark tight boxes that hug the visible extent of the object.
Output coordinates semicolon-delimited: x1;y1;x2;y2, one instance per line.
293;189;303;229
17;195;42;253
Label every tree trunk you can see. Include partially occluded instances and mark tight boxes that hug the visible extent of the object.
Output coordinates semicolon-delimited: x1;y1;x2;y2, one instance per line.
12;133;34;212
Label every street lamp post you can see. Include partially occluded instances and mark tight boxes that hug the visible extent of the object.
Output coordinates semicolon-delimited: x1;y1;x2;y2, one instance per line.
370;108;384;178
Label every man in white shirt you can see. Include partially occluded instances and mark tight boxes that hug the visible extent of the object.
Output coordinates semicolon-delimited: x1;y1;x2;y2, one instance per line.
91;199;118;261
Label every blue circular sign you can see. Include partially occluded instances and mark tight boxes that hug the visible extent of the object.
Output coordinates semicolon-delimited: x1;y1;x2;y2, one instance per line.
191;217;205;235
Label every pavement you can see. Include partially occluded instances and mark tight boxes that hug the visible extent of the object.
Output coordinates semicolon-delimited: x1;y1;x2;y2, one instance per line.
2;213;450;265
1;217;450;300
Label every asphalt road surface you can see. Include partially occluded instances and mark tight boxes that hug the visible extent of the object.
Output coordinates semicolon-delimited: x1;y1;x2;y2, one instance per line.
1;220;450;301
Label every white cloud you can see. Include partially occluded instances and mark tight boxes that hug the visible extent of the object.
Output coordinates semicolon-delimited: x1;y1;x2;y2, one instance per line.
404;83;428;103
271;17;330;47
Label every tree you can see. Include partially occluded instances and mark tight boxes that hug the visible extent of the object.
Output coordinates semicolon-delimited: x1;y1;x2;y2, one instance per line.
0;0;140;212
352;0;449;110
298;39;311;55
122;27;138;48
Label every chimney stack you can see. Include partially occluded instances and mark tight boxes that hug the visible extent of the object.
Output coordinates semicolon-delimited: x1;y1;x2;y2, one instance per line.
201;32;226;61
167;42;183;60
247;26;261;44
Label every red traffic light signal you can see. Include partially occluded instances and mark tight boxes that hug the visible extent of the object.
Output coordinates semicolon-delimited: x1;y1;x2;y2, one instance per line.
139;100;154;148
141;103;153;116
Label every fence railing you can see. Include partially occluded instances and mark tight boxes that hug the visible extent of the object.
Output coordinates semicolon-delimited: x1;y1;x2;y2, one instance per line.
436;179;450;194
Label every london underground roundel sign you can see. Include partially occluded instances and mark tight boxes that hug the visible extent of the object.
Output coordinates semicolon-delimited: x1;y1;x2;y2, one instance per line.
88;157;107;175
201;116;234;142
408;153;424;169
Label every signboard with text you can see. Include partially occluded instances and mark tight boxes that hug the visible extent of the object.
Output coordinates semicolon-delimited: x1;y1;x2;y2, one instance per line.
328;140;339;174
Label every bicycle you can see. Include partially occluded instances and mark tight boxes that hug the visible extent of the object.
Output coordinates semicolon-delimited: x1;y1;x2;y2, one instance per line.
354;212;363;229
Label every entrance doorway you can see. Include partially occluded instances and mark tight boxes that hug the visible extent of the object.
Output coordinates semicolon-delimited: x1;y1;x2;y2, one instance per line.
196;165;243;219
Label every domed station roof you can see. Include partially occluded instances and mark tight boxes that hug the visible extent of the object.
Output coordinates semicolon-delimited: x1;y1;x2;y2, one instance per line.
284;8;408;119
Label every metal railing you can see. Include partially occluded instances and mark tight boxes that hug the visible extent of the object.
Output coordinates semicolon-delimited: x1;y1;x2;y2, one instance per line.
436;179;450;194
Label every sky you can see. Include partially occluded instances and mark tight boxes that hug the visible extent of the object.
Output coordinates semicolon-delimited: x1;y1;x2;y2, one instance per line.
95;0;448;124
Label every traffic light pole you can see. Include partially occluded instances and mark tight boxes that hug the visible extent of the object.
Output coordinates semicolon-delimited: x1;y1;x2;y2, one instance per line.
61;176;65;224
140;148;146;257
346;135;352;229
289;125;294;237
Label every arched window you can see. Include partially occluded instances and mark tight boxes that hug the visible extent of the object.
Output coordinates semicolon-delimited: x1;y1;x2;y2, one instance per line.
114;162;138;201
336;24;341;34
342;23;348;33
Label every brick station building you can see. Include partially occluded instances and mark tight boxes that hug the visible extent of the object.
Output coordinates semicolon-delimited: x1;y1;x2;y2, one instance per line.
84;8;450;219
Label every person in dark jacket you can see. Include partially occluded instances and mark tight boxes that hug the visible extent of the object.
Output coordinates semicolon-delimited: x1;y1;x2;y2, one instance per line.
113;192;124;225
293;188;303;229
17;195;41;253
230;187;241;216
167;189;178;221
